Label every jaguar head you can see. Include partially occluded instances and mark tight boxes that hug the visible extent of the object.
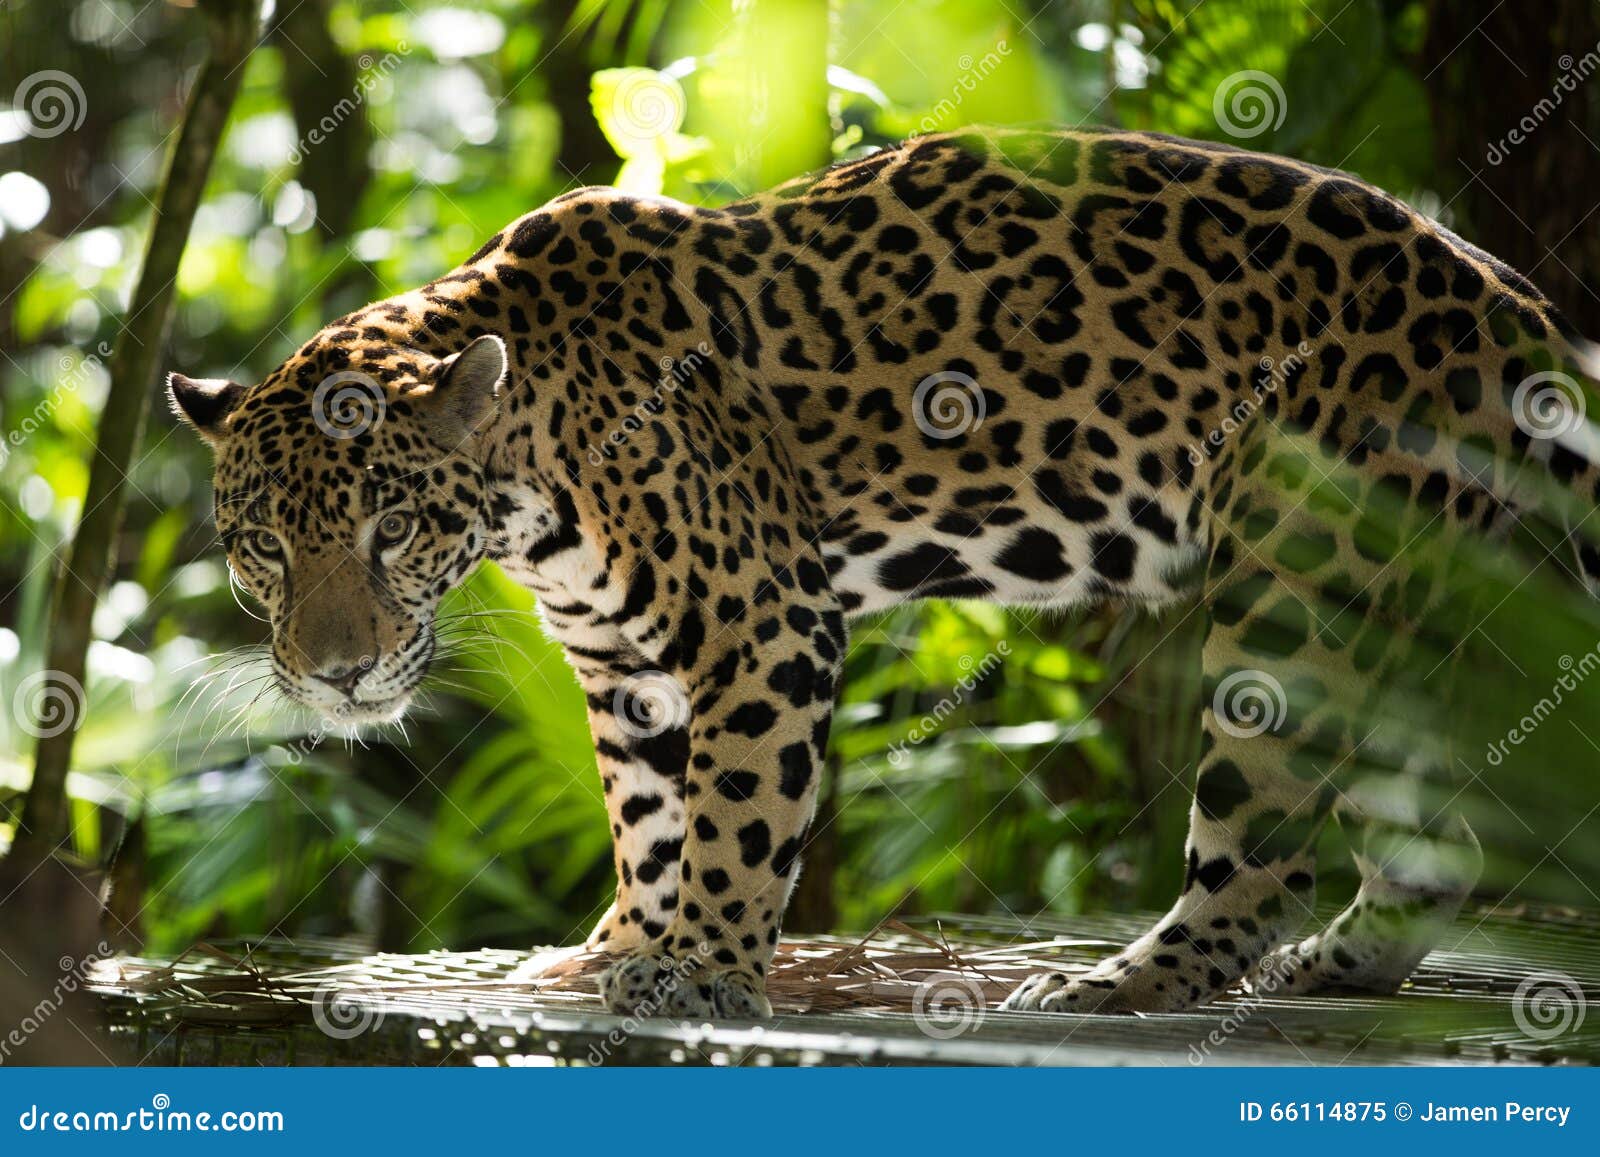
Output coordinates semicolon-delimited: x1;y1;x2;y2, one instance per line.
168;332;507;725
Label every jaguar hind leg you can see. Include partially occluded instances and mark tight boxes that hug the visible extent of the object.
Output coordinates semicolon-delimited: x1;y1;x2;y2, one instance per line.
1262;563;1488;997
1004;418;1479;1014
1267;799;1481;996
1005;526;1335;1014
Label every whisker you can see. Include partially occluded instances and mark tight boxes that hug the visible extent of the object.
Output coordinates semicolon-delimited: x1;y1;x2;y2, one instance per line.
228;567;272;624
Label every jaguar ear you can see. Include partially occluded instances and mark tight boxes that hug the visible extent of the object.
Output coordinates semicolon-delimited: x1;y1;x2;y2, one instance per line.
424;334;506;444
167;373;246;444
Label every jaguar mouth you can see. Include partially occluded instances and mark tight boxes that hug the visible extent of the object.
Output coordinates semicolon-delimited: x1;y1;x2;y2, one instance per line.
277;631;435;728
281;676;418;729
321;691;414;728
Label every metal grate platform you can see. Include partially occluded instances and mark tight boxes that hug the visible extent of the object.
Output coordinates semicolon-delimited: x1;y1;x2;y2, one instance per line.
89;904;1600;1066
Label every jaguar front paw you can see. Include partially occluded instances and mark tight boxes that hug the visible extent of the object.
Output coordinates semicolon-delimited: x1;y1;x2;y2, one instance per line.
598;949;772;1020
1002;970;1139;1013
1001;958;1218;1014
584;900;652;953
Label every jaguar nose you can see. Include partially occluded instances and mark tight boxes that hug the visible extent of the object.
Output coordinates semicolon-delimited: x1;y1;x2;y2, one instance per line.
312;662;367;697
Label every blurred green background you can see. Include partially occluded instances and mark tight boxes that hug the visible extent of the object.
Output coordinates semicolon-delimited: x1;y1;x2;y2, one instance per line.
2;0;1599;957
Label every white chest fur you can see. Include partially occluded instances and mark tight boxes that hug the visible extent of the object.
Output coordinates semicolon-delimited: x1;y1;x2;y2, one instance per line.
487;483;628;648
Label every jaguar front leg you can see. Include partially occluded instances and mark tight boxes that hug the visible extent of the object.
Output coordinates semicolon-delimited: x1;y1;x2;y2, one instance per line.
577;666;691;953
598;591;845;1020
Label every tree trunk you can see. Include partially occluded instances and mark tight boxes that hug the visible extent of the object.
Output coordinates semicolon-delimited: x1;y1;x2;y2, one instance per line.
272;0;373;242
1100;608;1207;910
541;0;622;185
1421;1;1600;334
272;0;376;310
783;750;838;932
13;0;262;864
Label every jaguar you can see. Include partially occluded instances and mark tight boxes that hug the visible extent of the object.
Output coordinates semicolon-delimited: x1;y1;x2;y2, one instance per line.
169;126;1599;1018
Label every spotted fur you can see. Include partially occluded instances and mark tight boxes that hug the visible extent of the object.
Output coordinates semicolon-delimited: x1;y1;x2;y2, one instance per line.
170;128;1600;1017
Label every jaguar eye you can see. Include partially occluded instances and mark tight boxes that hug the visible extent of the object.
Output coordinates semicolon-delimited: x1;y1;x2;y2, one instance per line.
375;510;414;546
245;530;283;560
